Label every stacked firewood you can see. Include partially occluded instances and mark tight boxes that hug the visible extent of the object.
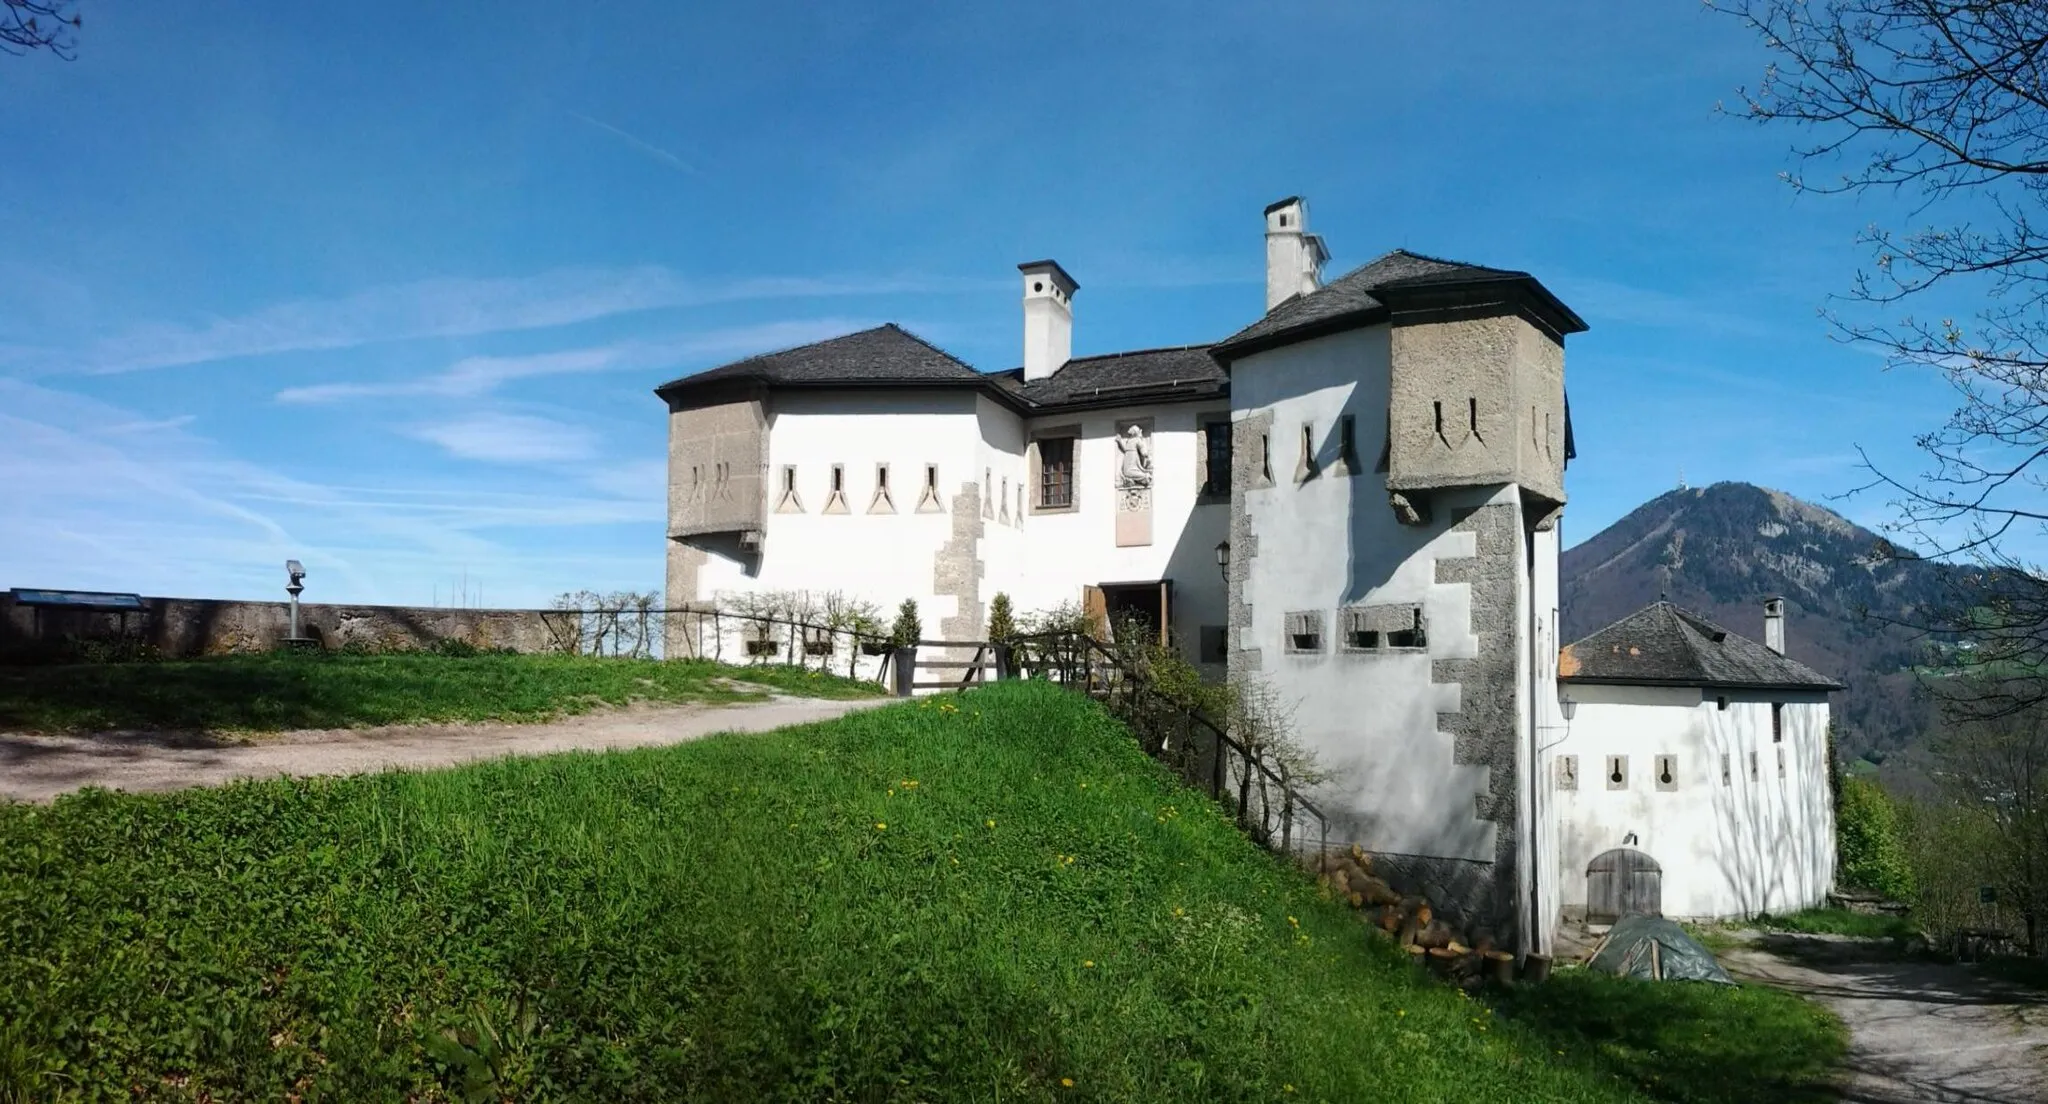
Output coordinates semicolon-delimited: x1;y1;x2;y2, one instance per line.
1312;845;1516;987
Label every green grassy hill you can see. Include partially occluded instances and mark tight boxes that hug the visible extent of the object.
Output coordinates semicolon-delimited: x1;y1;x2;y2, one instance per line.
0;680;1840;1102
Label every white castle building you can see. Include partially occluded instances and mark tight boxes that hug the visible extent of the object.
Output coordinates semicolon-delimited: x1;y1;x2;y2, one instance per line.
655;196;1834;953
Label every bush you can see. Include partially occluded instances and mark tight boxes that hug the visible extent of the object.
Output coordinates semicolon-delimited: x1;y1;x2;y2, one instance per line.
889;599;921;648
1838;775;1916;901
987;593;1016;645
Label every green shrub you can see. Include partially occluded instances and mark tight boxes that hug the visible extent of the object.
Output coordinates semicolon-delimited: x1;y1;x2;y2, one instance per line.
1838;775;1916;900
889;599;921;648
987;593;1016;645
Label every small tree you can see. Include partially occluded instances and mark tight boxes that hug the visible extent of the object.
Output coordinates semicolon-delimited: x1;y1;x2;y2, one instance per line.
890;599;922;648
987;592;1016;645
1839;775;1917;903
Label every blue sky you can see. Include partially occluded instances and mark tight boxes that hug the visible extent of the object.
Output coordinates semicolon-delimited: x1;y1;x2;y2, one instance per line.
0;1;1960;606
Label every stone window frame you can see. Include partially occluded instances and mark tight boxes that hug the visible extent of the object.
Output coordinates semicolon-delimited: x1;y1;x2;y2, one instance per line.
1605;754;1629;790
1556;754;1579;791
1283;610;1325;655
916;463;945;514
823;464;850;514
1029;425;1081;514
1654;754;1678;792
1295;421;1320;483
1196;415;1232;503
869;463;895;514
775;464;804;513
1339;604;1427;654
1336;413;1359;476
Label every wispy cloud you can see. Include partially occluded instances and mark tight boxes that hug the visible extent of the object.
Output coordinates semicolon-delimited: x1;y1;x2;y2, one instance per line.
275;318;867;404
0;269;992;377
405;413;603;464
567;110;702;175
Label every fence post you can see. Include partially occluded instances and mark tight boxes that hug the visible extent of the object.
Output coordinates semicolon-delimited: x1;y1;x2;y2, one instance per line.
994;642;1013;681
1279;762;1294;854
892;644;918;697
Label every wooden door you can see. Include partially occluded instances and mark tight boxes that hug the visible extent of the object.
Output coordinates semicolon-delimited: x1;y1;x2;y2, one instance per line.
1585;848;1663;924
1082;585;1108;638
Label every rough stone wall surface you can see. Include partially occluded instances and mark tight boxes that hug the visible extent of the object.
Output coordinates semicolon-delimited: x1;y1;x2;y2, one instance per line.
1227;409;1274;681
1424;498;1526;939
667;394;768;539
0;594;574;661
1387;312;1565;506
933;483;986;655
663;539;711;658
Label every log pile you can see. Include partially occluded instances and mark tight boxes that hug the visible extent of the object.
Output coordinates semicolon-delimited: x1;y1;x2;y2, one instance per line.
1312;845;1517;988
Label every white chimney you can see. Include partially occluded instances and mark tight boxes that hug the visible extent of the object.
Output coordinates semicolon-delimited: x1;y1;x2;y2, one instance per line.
1019;260;1077;382
1265;196;1328;313
1763;597;1786;655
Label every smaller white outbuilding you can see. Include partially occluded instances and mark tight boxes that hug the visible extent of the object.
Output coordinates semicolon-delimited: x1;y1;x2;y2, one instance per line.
1548;599;1843;925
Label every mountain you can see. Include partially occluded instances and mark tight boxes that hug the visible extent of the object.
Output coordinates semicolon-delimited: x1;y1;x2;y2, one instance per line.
1560;481;1964;764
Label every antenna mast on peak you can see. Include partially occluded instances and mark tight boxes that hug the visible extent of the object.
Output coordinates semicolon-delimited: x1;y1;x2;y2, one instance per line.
1677;467;1688;492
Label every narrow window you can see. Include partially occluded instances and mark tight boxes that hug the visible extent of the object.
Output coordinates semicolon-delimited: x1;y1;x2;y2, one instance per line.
1771;703;1784;743
1749;751;1759;782
775;464;804;513
1557;755;1579;790
1338;414;1358;473
1203;421;1232;495
785;467;796;492
1716;695;1729;711
1016;483;1024;522
1778;746;1787;779
1468;397;1482;442
1721;753;1731;787
916;463;943;513
1298;422;1318;480
831;466;843;492
1260;432;1273;483
869;463;894;513
999;475;1010;522
983;467;993;517
1433;400;1446;445
1038;437;1075;508
1606;755;1628;790
823;464;849;514
1655;755;1677;792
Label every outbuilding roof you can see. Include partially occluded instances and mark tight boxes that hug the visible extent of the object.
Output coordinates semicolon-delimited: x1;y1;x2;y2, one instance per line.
1558;602;1844;691
1211;249;1588;362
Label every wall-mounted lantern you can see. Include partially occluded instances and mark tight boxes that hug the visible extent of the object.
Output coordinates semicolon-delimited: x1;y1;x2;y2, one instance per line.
1215;541;1230;577
1559;693;1577;722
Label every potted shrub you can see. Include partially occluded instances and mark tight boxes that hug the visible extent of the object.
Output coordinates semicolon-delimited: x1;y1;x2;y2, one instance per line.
889;599;921;697
988;592;1016;679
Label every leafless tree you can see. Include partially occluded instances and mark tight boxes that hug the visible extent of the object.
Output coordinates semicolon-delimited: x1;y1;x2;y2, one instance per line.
1713;0;2048;715
1929;688;2048;953
3;0;81;58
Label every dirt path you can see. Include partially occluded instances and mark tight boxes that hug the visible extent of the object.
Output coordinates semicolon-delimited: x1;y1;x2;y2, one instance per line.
0;695;896;803
1720;933;2048;1103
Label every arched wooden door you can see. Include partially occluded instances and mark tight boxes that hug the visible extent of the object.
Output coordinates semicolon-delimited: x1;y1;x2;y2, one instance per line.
1586;848;1662;924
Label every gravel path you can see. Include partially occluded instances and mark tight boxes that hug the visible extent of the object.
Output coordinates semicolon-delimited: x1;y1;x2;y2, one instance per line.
1720;933;2048;1103
0;695;896;803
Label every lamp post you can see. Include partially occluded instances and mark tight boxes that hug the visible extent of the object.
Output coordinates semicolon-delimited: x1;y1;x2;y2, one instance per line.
285;560;308;645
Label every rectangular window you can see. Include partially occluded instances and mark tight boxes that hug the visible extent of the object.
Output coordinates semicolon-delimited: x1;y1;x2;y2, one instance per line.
831;465;844;491
1772;703;1784;743
1655;755;1678;792
1605;755;1628;790
1202;421;1232;496
1038;437;1075;508
784;466;796;492
1284;610;1324;654
1341;604;1426;652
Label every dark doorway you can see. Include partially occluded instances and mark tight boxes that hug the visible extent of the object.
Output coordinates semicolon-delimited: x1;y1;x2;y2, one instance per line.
1089;581;1171;646
1585;848;1663;925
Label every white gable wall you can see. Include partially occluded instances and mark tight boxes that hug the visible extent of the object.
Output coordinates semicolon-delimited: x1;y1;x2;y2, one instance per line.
1550;683;1835;920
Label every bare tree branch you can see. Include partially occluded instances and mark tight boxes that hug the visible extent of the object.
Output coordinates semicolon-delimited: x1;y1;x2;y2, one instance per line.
2;0;82;59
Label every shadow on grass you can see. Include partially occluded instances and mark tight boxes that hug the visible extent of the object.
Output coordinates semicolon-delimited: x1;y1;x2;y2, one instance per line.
1488;969;1846;1104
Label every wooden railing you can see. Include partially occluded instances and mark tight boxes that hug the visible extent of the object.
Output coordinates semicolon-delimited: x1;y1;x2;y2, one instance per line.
1005;630;1328;858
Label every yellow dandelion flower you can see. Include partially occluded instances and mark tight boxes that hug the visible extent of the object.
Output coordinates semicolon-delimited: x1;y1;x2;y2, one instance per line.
901;780;919;789
1083;960;1095;968
1060;1078;1074;1088
1173;906;1185;917
875;822;887;830
986;819;996;828
1287;915;1299;926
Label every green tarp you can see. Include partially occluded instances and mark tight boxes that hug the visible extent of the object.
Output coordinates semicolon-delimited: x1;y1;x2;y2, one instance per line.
1585;914;1735;984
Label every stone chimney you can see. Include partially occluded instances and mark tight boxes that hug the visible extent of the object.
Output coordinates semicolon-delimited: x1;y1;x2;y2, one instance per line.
1264;196;1329;313
1019;260;1077;382
1763;597;1786;655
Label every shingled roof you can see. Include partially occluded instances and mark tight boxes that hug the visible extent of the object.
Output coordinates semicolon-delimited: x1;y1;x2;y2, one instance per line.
653;324;984;398
1559;602;1843;691
988;344;1226;408
1211;249;1588;362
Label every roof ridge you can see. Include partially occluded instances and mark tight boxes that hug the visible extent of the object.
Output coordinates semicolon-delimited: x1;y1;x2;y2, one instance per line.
1060;342;1217;362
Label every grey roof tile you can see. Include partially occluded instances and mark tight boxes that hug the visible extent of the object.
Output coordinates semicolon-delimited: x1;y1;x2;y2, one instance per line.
1213;249;1585;359
1560;602;1844;690
654;323;983;395
995;345;1226;407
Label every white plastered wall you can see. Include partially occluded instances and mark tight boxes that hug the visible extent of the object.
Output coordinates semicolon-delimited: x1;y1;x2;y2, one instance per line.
1549;684;1835;919
1232;325;1515;864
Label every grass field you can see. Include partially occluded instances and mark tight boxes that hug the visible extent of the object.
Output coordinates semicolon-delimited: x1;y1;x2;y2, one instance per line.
1752;908;1920;941
0;681;1844;1102
0;651;883;735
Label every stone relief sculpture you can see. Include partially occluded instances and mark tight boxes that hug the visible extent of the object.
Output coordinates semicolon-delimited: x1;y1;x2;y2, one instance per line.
1116;424;1153;509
